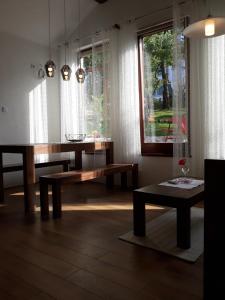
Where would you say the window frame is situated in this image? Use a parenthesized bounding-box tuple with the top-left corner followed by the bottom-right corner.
(138, 19, 190, 157)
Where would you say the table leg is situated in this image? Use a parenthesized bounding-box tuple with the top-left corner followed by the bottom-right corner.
(23, 147, 35, 214)
(52, 183, 62, 219)
(121, 172, 127, 189)
(177, 207, 191, 249)
(106, 143, 114, 187)
(133, 191, 146, 236)
(74, 150, 82, 170)
(0, 152, 4, 202)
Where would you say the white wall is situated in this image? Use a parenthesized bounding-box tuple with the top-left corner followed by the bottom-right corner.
(0, 32, 61, 187)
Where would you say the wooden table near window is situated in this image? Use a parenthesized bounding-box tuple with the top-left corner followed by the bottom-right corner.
(0, 142, 113, 215)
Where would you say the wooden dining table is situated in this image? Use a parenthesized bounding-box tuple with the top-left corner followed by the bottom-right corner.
(0, 141, 113, 215)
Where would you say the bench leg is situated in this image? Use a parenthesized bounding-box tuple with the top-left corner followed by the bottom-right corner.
(0, 153, 4, 202)
(63, 163, 69, 172)
(0, 172, 4, 203)
(52, 183, 62, 219)
(121, 172, 127, 189)
(40, 180, 49, 220)
(133, 191, 145, 236)
(106, 175, 114, 188)
(132, 164, 138, 189)
(177, 207, 191, 249)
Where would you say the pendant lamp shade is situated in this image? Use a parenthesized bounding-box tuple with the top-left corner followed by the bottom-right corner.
(45, 0, 56, 78)
(61, 64, 72, 81)
(45, 59, 56, 77)
(183, 17, 225, 39)
(76, 67, 85, 83)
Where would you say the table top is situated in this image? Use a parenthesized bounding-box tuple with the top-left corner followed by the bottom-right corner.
(134, 182, 204, 208)
(0, 141, 113, 154)
(134, 182, 204, 199)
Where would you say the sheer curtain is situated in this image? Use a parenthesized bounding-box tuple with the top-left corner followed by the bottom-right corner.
(60, 23, 141, 165)
(191, 35, 225, 176)
(110, 23, 141, 163)
(29, 79, 49, 162)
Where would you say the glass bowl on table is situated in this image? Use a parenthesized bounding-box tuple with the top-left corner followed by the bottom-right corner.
(65, 134, 86, 143)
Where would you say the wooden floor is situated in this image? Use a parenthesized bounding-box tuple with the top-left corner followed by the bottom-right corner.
(0, 182, 203, 300)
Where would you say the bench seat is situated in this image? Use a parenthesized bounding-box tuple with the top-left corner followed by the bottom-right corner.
(39, 163, 138, 219)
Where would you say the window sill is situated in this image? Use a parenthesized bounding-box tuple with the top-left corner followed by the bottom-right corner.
(141, 143, 173, 157)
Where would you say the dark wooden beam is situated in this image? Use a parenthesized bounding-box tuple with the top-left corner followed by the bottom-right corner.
(94, 0, 108, 3)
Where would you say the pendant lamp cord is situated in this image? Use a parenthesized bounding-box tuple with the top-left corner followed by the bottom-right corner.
(48, 0, 52, 59)
(204, 0, 211, 17)
(64, 0, 67, 64)
(78, 0, 81, 68)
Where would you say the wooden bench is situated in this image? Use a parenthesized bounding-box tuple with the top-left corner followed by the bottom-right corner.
(0, 159, 71, 202)
(39, 163, 138, 219)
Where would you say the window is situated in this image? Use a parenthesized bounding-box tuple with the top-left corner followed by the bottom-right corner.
(138, 20, 189, 156)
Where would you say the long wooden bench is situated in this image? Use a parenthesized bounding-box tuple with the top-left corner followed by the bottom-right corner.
(0, 159, 71, 202)
(39, 163, 138, 219)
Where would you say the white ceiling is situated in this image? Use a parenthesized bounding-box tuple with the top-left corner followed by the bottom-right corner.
(0, 0, 97, 46)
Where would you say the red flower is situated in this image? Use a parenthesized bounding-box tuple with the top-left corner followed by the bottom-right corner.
(178, 159, 186, 166)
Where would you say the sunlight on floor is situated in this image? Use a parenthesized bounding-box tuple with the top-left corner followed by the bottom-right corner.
(10, 191, 52, 196)
(35, 203, 165, 212)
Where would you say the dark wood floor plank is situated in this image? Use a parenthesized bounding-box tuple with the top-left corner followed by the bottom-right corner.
(30, 292, 55, 300)
(0, 288, 17, 300)
(21, 224, 109, 259)
(68, 269, 157, 300)
(0, 236, 79, 278)
(142, 276, 201, 300)
(0, 268, 41, 299)
(0, 249, 102, 300)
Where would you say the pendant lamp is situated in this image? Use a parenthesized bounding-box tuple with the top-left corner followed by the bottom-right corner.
(183, 0, 225, 39)
(61, 0, 72, 81)
(75, 0, 85, 83)
(45, 0, 56, 77)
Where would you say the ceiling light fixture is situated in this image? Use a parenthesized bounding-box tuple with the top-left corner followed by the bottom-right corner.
(183, 0, 225, 39)
(61, 0, 72, 81)
(45, 0, 56, 77)
(75, 0, 85, 83)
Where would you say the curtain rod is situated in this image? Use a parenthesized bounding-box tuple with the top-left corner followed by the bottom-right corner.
(58, 0, 191, 47)
(134, 0, 190, 22)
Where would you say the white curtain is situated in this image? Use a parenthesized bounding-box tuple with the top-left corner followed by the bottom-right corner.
(29, 79, 48, 144)
(110, 23, 141, 163)
(191, 35, 225, 176)
(60, 23, 141, 165)
(29, 79, 49, 162)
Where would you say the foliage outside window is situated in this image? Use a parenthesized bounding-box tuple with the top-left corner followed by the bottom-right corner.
(138, 21, 189, 156)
